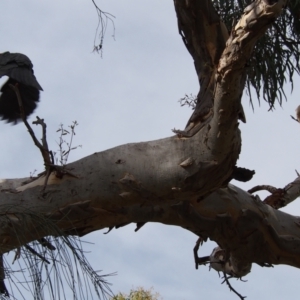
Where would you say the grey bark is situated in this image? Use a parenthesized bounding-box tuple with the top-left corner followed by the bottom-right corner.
(0, 0, 295, 278)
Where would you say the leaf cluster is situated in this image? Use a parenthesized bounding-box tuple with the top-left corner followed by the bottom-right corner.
(111, 287, 162, 300)
(213, 0, 300, 109)
(1, 207, 114, 300)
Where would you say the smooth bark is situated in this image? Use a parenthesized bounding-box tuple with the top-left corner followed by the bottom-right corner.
(0, 0, 295, 278)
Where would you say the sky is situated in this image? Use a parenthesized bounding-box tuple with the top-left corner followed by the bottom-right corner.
(1, 1, 300, 299)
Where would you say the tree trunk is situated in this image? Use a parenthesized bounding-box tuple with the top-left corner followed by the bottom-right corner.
(0, 0, 295, 278)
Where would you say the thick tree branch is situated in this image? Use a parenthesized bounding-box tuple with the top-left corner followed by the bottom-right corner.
(1, 163, 300, 274)
(174, 0, 228, 84)
(0, 0, 294, 288)
(174, 0, 287, 139)
(174, 0, 229, 132)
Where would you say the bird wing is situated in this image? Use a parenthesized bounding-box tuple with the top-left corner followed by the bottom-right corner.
(0, 52, 43, 90)
(0, 52, 33, 68)
(8, 67, 43, 91)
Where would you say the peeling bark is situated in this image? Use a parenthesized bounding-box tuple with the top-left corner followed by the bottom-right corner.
(0, 0, 294, 282)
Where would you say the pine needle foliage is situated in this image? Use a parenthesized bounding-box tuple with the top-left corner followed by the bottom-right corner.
(213, 0, 300, 109)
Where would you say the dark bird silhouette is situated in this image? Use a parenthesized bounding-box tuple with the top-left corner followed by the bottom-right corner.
(0, 52, 42, 124)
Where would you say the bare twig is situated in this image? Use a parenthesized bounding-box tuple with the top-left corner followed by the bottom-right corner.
(91, 0, 115, 54)
(55, 122, 81, 167)
(33, 116, 50, 151)
(179, 93, 197, 109)
(248, 184, 277, 194)
(291, 115, 299, 122)
(10, 84, 56, 193)
(9, 85, 51, 166)
(193, 240, 247, 298)
(193, 237, 210, 269)
(11, 85, 81, 193)
(222, 272, 246, 300)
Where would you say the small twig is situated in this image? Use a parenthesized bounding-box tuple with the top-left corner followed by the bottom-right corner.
(33, 116, 50, 151)
(91, 0, 115, 53)
(193, 237, 210, 269)
(55, 122, 81, 167)
(11, 85, 79, 193)
(248, 185, 277, 194)
(179, 93, 197, 109)
(291, 115, 299, 122)
(10, 84, 53, 192)
(64, 122, 76, 164)
(49, 150, 55, 165)
(10, 85, 46, 155)
(222, 272, 246, 300)
(194, 237, 201, 269)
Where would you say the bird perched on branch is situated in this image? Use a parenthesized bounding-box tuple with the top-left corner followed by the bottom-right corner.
(0, 52, 42, 124)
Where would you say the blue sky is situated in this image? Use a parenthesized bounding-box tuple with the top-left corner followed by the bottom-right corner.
(1, 1, 300, 299)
